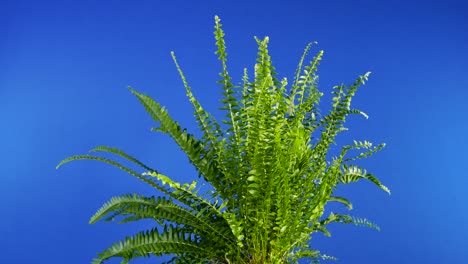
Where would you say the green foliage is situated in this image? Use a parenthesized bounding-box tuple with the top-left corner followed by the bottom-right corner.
(58, 16, 389, 263)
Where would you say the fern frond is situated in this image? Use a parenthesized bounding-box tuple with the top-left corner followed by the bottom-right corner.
(56, 155, 173, 196)
(90, 146, 155, 172)
(214, 16, 241, 140)
(320, 212, 380, 231)
(350, 216, 381, 231)
(214, 16, 231, 87)
(344, 109, 368, 119)
(145, 172, 226, 215)
(289, 248, 320, 263)
(253, 36, 274, 88)
(320, 254, 338, 261)
(291, 42, 315, 97)
(294, 49, 323, 109)
(89, 193, 157, 224)
(143, 171, 242, 247)
(328, 196, 353, 210)
(90, 193, 236, 246)
(340, 165, 390, 194)
(91, 226, 211, 264)
(344, 142, 386, 162)
(129, 87, 223, 189)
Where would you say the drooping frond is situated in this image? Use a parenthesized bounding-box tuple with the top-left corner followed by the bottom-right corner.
(143, 171, 242, 250)
(91, 226, 211, 264)
(57, 153, 231, 214)
(89, 193, 236, 247)
(339, 165, 391, 194)
(90, 146, 155, 172)
(328, 196, 353, 210)
(288, 247, 338, 264)
(56, 155, 171, 196)
(288, 248, 321, 263)
(317, 212, 380, 237)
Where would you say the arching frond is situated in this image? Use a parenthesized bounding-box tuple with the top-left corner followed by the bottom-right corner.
(344, 142, 386, 162)
(56, 155, 171, 197)
(91, 226, 211, 264)
(143, 171, 226, 217)
(340, 165, 391, 195)
(328, 196, 353, 210)
(89, 193, 236, 247)
(90, 146, 155, 172)
(318, 212, 380, 233)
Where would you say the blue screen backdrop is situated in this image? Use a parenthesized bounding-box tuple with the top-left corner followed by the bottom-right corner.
(1, 0, 467, 263)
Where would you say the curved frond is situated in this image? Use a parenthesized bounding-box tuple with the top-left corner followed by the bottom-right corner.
(90, 146, 155, 172)
(288, 248, 320, 263)
(340, 165, 391, 195)
(319, 212, 380, 232)
(91, 226, 211, 264)
(344, 142, 386, 162)
(56, 155, 171, 196)
(328, 196, 353, 210)
(90, 193, 236, 247)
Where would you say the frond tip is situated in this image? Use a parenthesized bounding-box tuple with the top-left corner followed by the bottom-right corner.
(340, 165, 391, 195)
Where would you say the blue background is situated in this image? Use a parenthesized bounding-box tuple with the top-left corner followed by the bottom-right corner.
(1, 0, 467, 263)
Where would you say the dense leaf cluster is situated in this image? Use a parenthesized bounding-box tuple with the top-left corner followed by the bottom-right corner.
(58, 16, 389, 264)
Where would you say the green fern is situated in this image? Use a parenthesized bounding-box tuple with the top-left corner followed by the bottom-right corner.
(58, 15, 389, 263)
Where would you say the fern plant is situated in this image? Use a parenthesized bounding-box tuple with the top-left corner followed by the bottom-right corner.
(57, 16, 390, 264)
